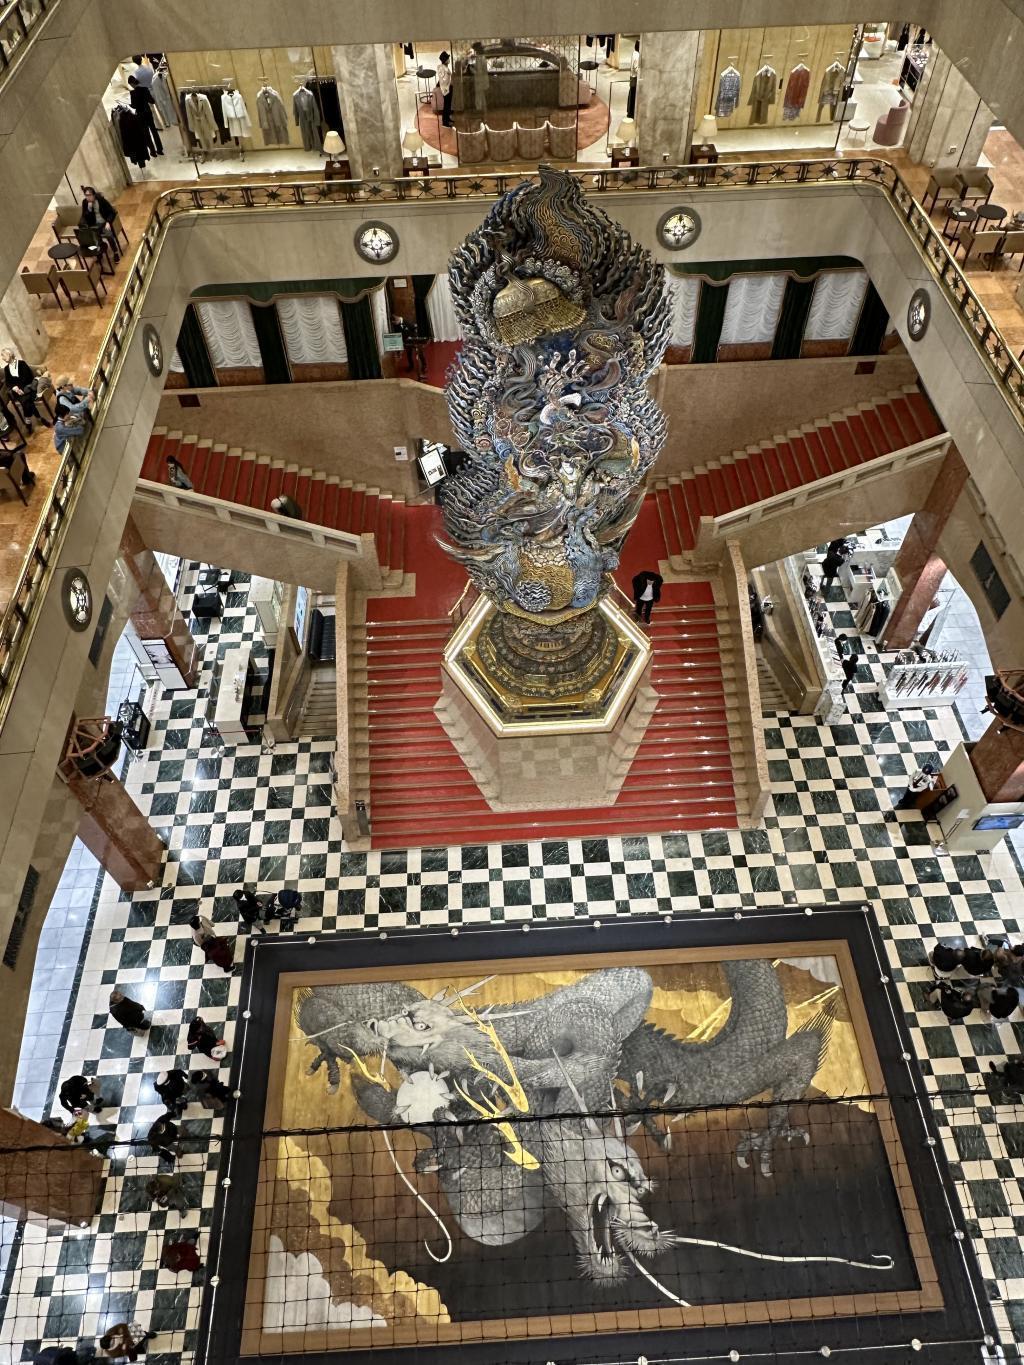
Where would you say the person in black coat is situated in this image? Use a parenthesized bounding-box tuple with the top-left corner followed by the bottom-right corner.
(128, 75, 163, 155)
(80, 185, 117, 230)
(1, 348, 49, 432)
(631, 570, 662, 624)
(233, 886, 265, 933)
(108, 989, 150, 1032)
(190, 1070, 232, 1110)
(59, 1073, 105, 1114)
(154, 1068, 189, 1117)
(147, 1113, 179, 1164)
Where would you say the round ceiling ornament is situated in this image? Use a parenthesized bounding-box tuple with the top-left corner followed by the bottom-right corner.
(907, 287, 931, 341)
(656, 206, 702, 250)
(141, 322, 164, 376)
(62, 568, 93, 632)
(354, 221, 399, 264)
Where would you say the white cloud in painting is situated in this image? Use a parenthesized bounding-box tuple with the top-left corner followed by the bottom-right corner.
(262, 1235, 386, 1331)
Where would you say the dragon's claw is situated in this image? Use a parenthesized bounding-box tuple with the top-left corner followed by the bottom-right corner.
(736, 1124, 810, 1177)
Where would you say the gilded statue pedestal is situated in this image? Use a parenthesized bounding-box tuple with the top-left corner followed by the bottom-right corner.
(437, 595, 657, 811)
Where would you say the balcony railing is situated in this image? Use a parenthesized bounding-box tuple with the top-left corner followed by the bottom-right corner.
(2, 156, 1023, 737)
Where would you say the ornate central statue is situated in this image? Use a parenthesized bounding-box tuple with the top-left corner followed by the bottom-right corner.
(440, 167, 669, 721)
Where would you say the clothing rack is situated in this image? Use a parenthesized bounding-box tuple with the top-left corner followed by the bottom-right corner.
(178, 83, 240, 158)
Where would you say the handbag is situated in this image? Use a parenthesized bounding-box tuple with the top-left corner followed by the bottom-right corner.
(431, 84, 443, 112)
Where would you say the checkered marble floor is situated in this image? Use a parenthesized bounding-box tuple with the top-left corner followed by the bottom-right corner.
(3, 570, 1024, 1360)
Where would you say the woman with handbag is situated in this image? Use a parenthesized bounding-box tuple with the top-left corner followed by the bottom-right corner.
(436, 50, 453, 127)
(1, 349, 49, 432)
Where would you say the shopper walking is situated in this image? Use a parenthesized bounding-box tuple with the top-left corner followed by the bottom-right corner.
(99, 1323, 155, 1361)
(146, 1113, 179, 1164)
(928, 979, 978, 1021)
(990, 1056, 1024, 1095)
(108, 989, 150, 1033)
(839, 645, 860, 695)
(165, 455, 193, 490)
(160, 1235, 202, 1274)
(895, 762, 937, 809)
(59, 1074, 106, 1114)
(631, 569, 662, 625)
(154, 1068, 189, 1117)
(189, 914, 234, 972)
(232, 886, 266, 933)
(436, 51, 454, 127)
(270, 493, 303, 519)
(190, 1070, 232, 1111)
(187, 1015, 226, 1060)
(145, 1173, 190, 1214)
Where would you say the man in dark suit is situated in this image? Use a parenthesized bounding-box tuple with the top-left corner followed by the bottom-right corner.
(632, 569, 662, 624)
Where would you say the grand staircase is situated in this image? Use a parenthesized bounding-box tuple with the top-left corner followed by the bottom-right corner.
(141, 429, 407, 581)
(354, 579, 743, 849)
(653, 386, 943, 562)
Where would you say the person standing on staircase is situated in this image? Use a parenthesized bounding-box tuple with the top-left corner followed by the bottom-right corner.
(271, 493, 303, 520)
(632, 569, 662, 624)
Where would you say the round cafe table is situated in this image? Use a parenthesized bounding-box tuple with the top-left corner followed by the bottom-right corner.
(943, 203, 976, 240)
(975, 202, 1006, 226)
(47, 241, 81, 269)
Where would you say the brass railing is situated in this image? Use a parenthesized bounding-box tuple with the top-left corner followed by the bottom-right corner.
(2, 157, 1023, 736)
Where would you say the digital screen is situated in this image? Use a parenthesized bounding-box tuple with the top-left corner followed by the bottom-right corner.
(973, 813, 1024, 831)
(418, 442, 447, 486)
(293, 585, 309, 648)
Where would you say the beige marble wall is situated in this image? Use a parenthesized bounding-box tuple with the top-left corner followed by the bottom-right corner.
(331, 43, 403, 179)
(905, 47, 993, 169)
(56, 100, 131, 209)
(636, 30, 700, 163)
(0, 274, 48, 366)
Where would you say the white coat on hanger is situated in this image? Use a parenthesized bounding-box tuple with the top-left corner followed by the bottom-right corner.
(221, 88, 252, 139)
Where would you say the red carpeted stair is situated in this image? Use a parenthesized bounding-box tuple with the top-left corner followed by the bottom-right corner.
(140, 428, 407, 577)
(654, 386, 944, 558)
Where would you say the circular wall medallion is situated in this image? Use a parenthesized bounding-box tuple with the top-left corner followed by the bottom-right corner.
(354, 221, 399, 264)
(907, 287, 931, 341)
(62, 568, 93, 632)
(656, 206, 702, 250)
(142, 322, 164, 376)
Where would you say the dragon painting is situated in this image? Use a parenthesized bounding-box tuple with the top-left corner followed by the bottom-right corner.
(294, 960, 894, 1301)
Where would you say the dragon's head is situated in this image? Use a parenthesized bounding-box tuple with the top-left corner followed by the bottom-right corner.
(366, 996, 501, 1074)
(547, 1118, 670, 1283)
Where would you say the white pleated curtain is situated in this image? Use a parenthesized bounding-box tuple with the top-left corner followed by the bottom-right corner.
(803, 269, 870, 342)
(169, 346, 184, 373)
(665, 274, 700, 347)
(370, 286, 389, 362)
(426, 275, 463, 342)
(719, 273, 787, 345)
(275, 296, 348, 365)
(196, 300, 261, 370)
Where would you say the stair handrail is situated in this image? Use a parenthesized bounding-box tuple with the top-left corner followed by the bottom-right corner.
(447, 581, 474, 622)
(2, 156, 1023, 741)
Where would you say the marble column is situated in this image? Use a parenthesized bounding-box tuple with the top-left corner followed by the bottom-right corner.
(63, 757, 165, 893)
(120, 516, 200, 687)
(968, 716, 1024, 803)
(635, 31, 701, 164)
(881, 444, 968, 648)
(0, 1105, 102, 1224)
(331, 44, 403, 180)
(905, 48, 994, 169)
(0, 273, 48, 365)
(53, 101, 131, 211)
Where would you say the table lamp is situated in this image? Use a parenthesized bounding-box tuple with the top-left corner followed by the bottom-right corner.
(323, 130, 346, 166)
(402, 129, 425, 165)
(615, 117, 637, 150)
(695, 114, 718, 145)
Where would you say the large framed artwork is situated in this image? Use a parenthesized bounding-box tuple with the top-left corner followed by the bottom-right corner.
(198, 909, 994, 1365)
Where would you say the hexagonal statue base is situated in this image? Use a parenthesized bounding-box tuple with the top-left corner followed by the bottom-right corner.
(436, 596, 657, 812)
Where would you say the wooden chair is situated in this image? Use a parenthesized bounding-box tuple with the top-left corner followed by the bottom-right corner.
(924, 167, 960, 214)
(59, 259, 106, 307)
(958, 227, 1006, 268)
(998, 229, 1024, 269)
(74, 224, 116, 276)
(955, 168, 995, 205)
(20, 265, 66, 309)
(0, 448, 29, 506)
(51, 204, 83, 243)
(110, 211, 129, 252)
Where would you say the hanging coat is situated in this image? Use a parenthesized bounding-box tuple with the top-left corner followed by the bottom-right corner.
(817, 66, 846, 119)
(184, 92, 218, 151)
(221, 89, 252, 140)
(714, 67, 742, 118)
(111, 105, 151, 168)
(782, 66, 810, 120)
(152, 71, 176, 127)
(292, 86, 323, 152)
(747, 67, 777, 125)
(256, 87, 289, 145)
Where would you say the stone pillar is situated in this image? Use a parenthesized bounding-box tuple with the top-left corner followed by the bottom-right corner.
(0, 273, 48, 365)
(0, 1106, 102, 1225)
(881, 444, 968, 648)
(636, 31, 701, 164)
(63, 757, 165, 893)
(331, 44, 403, 179)
(968, 716, 1024, 803)
(905, 48, 994, 169)
(120, 516, 200, 687)
(53, 101, 131, 210)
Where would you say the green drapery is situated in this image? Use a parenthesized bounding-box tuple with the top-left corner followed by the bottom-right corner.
(340, 295, 381, 379)
(250, 303, 290, 384)
(691, 283, 729, 363)
(771, 277, 817, 360)
(850, 281, 889, 356)
(175, 304, 216, 388)
(412, 275, 434, 340)
(191, 277, 384, 304)
(668, 256, 861, 284)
